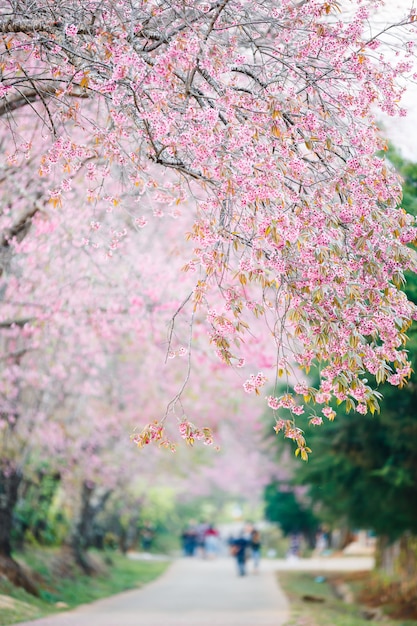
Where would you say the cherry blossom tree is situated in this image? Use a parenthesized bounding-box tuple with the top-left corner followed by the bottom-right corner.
(0, 139, 278, 586)
(1, 1, 417, 457)
(0, 150, 182, 583)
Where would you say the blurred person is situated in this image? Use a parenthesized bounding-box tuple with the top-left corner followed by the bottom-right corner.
(250, 526, 262, 573)
(204, 524, 220, 558)
(231, 530, 250, 576)
(314, 528, 329, 557)
(181, 522, 197, 557)
(287, 532, 301, 560)
(195, 521, 209, 558)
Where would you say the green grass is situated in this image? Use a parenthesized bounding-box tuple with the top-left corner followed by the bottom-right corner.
(279, 571, 417, 626)
(0, 549, 170, 626)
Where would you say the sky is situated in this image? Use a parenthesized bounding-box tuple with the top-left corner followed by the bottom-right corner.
(373, 1, 417, 159)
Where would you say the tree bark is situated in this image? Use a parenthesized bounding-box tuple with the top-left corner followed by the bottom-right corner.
(0, 467, 38, 595)
(0, 468, 20, 558)
(68, 482, 111, 574)
(69, 481, 95, 574)
(398, 534, 417, 579)
(375, 534, 417, 580)
(375, 535, 400, 576)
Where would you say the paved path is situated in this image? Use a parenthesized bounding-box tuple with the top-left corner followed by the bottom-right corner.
(14, 555, 374, 626)
(14, 557, 290, 626)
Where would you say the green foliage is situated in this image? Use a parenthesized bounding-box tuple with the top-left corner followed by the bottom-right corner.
(386, 146, 417, 216)
(258, 525, 289, 558)
(137, 489, 246, 554)
(294, 408, 417, 538)
(49, 552, 168, 608)
(264, 482, 319, 539)
(265, 378, 417, 538)
(266, 149, 417, 540)
(12, 467, 65, 548)
(289, 285, 417, 537)
(134, 487, 191, 553)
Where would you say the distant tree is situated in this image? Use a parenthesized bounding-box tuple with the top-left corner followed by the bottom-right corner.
(264, 482, 318, 549)
(387, 146, 417, 216)
(293, 149, 417, 539)
(265, 150, 417, 577)
(293, 396, 417, 539)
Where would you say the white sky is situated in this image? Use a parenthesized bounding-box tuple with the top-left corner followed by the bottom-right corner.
(370, 1, 417, 159)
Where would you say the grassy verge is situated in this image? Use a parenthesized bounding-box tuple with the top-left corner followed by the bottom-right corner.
(278, 571, 417, 626)
(0, 549, 170, 626)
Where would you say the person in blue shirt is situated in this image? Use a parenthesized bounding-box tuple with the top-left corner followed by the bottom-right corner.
(231, 530, 250, 576)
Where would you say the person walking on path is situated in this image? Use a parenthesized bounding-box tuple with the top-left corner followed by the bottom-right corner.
(250, 527, 262, 573)
(231, 530, 250, 576)
(204, 524, 220, 559)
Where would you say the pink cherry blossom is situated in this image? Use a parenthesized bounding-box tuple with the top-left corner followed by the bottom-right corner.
(0, 0, 415, 464)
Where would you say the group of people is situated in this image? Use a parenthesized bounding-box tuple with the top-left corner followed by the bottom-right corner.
(181, 522, 221, 558)
(181, 522, 262, 576)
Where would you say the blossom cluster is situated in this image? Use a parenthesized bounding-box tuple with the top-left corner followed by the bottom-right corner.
(178, 420, 214, 447)
(243, 373, 268, 394)
(132, 422, 176, 452)
(1, 0, 417, 454)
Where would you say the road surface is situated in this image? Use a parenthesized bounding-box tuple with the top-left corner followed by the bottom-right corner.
(14, 555, 374, 626)
(14, 556, 291, 626)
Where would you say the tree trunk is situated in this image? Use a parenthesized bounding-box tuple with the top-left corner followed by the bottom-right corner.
(0, 466, 38, 595)
(120, 516, 140, 554)
(126, 516, 140, 552)
(375, 535, 401, 576)
(303, 528, 316, 550)
(119, 527, 128, 555)
(374, 533, 417, 611)
(0, 467, 20, 558)
(398, 534, 417, 579)
(68, 481, 95, 574)
(68, 482, 111, 574)
(375, 533, 417, 580)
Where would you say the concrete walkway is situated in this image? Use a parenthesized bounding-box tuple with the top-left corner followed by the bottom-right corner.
(14, 555, 374, 626)
(14, 557, 290, 626)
